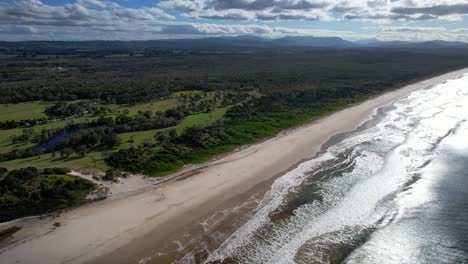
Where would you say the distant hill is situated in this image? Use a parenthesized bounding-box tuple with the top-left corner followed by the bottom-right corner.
(419, 40, 468, 48)
(353, 39, 468, 49)
(1, 36, 467, 54)
(272, 36, 356, 47)
(353, 38, 380, 46)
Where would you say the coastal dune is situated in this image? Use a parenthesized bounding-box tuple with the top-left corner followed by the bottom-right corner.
(0, 68, 467, 264)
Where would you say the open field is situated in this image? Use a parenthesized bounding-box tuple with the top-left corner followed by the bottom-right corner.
(0, 101, 54, 121)
(0, 151, 109, 171)
(0, 106, 230, 171)
(0, 92, 234, 171)
(111, 98, 177, 117)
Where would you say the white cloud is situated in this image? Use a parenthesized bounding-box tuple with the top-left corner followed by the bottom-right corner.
(453, 28, 468, 33)
(1, 0, 467, 41)
(77, 0, 120, 9)
(0, 25, 39, 34)
(157, 0, 468, 22)
(158, 0, 204, 12)
(0, 0, 174, 27)
(380, 26, 446, 32)
(376, 25, 468, 42)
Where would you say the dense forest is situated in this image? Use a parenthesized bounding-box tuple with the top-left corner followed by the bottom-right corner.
(2, 48, 468, 104)
(1, 45, 468, 220)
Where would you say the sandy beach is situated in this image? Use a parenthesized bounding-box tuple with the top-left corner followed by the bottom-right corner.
(1, 68, 467, 264)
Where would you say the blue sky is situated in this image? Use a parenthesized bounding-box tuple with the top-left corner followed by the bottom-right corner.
(1, 0, 468, 41)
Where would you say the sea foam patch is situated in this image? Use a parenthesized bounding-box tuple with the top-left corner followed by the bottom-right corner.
(206, 73, 468, 264)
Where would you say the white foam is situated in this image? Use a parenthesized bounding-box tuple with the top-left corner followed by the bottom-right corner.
(206, 73, 468, 263)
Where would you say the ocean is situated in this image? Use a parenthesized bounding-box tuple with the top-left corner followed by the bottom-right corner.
(204, 73, 468, 264)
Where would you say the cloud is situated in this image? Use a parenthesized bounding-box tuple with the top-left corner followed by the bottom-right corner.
(157, 0, 333, 21)
(1, 0, 467, 42)
(453, 28, 468, 33)
(77, 0, 120, 9)
(392, 4, 468, 16)
(192, 9, 254, 20)
(380, 26, 446, 32)
(186, 7, 332, 21)
(0, 0, 174, 28)
(0, 25, 39, 34)
(209, 0, 328, 11)
(376, 25, 468, 42)
(158, 0, 204, 12)
(158, 0, 468, 22)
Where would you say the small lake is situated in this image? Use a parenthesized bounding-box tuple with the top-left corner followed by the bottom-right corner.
(32, 128, 83, 153)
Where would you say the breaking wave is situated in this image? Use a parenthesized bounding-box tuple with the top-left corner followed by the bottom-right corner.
(205, 73, 468, 264)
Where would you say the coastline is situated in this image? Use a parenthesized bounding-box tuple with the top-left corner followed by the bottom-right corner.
(1, 67, 467, 264)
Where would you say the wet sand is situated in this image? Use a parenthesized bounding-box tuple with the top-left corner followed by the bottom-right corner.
(0, 68, 467, 264)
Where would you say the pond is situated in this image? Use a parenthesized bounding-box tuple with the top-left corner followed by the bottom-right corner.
(32, 127, 83, 154)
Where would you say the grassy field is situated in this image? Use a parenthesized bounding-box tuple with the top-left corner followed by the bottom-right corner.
(118, 107, 228, 148)
(111, 98, 177, 116)
(0, 96, 181, 154)
(0, 92, 233, 172)
(0, 101, 54, 121)
(0, 151, 110, 172)
(118, 106, 229, 147)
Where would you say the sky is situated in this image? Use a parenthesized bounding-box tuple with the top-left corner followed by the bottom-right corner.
(0, 0, 468, 41)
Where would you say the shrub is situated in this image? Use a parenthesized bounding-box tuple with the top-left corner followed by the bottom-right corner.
(43, 167, 72, 175)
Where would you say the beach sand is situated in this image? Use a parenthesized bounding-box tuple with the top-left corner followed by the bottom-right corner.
(1, 68, 467, 264)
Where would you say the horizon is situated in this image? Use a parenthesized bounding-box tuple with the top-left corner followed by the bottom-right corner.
(1, 0, 468, 42)
(1, 35, 467, 44)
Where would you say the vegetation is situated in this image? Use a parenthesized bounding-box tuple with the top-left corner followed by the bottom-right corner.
(1, 45, 468, 182)
(0, 167, 95, 222)
(45, 101, 110, 118)
(0, 101, 53, 121)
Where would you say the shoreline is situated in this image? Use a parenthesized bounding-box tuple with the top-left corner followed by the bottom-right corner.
(1, 67, 467, 264)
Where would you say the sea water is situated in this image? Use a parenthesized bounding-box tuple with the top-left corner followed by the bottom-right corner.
(205, 73, 468, 264)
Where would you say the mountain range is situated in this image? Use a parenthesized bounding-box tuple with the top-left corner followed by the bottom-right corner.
(1, 36, 467, 53)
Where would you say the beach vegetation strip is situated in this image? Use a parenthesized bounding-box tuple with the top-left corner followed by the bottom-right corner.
(0, 167, 96, 222)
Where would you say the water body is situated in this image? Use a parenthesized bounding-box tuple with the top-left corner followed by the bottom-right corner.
(205, 73, 468, 264)
(32, 127, 83, 153)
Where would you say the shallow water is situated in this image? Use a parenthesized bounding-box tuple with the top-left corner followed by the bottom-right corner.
(204, 73, 468, 264)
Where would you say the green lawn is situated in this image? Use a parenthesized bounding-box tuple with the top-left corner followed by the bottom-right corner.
(0, 151, 109, 172)
(118, 106, 228, 148)
(175, 107, 227, 132)
(0, 101, 54, 121)
(119, 130, 158, 148)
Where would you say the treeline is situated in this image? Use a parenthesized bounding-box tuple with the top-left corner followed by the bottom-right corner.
(105, 126, 230, 175)
(0, 118, 48, 130)
(0, 167, 95, 222)
(45, 101, 110, 118)
(0, 101, 110, 130)
(0, 81, 175, 104)
(97, 108, 185, 133)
